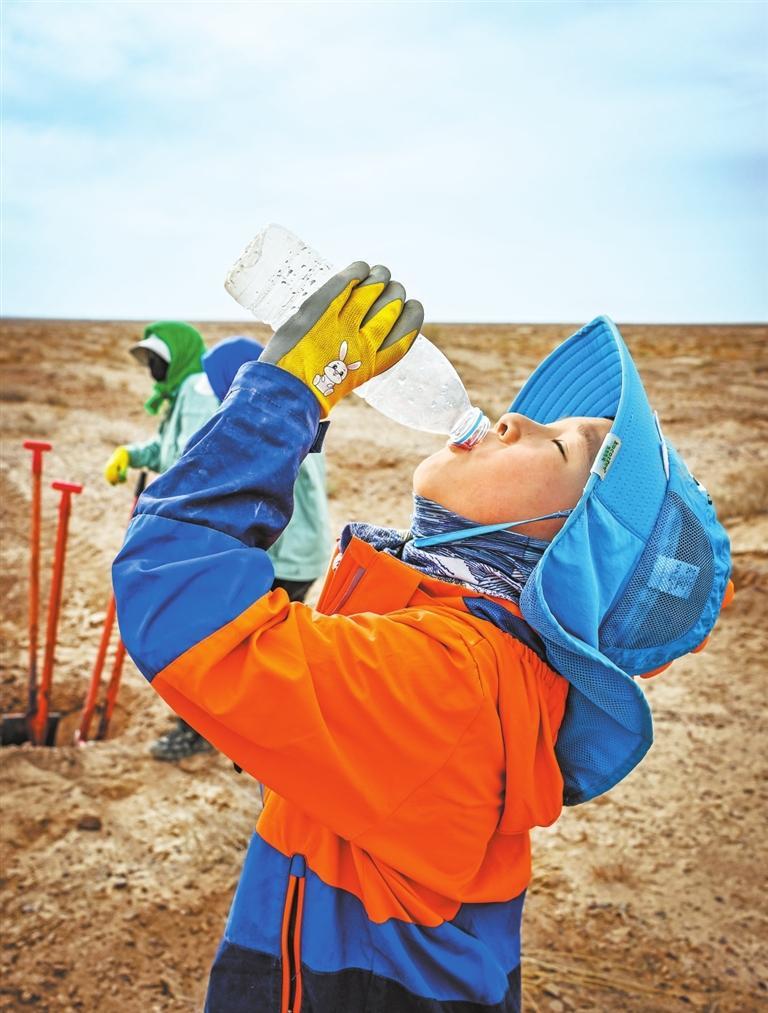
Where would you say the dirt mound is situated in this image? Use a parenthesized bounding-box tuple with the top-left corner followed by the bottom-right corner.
(1, 319, 766, 1010)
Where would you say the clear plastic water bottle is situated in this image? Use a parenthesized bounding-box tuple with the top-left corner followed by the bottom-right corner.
(224, 224, 490, 448)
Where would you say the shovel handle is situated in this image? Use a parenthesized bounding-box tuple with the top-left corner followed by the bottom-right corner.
(31, 480, 82, 745)
(76, 471, 147, 743)
(96, 641, 127, 740)
(94, 472, 147, 739)
(23, 441, 52, 726)
(23, 440, 53, 475)
(51, 481, 84, 495)
(75, 596, 117, 743)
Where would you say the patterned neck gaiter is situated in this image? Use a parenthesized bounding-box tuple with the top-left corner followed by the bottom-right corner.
(343, 494, 549, 604)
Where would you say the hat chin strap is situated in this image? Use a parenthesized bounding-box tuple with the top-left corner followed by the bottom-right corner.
(411, 510, 573, 549)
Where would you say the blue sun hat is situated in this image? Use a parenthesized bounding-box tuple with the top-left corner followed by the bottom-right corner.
(202, 336, 265, 401)
(511, 316, 731, 805)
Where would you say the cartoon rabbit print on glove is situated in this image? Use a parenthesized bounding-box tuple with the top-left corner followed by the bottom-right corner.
(259, 262, 423, 416)
(313, 341, 361, 397)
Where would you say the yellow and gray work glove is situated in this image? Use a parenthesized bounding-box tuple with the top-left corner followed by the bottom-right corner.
(259, 262, 424, 416)
(104, 446, 130, 485)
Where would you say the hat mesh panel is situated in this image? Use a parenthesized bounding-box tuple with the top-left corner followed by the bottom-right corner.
(600, 492, 714, 653)
(522, 593, 644, 728)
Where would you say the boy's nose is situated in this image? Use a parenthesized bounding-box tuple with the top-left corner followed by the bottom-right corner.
(494, 412, 543, 444)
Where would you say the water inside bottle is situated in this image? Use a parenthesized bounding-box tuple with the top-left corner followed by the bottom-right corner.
(225, 225, 490, 445)
(355, 335, 470, 435)
(225, 225, 334, 329)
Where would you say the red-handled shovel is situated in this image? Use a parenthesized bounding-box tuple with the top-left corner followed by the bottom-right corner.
(23, 441, 52, 733)
(1, 441, 53, 746)
(75, 596, 118, 744)
(76, 471, 147, 744)
(95, 640, 127, 741)
(29, 481, 83, 746)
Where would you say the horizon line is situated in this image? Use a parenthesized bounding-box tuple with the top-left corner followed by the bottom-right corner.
(2, 315, 766, 328)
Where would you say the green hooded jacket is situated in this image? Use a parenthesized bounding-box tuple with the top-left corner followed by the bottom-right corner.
(126, 322, 219, 474)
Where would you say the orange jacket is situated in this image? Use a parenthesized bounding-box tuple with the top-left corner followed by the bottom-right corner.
(153, 534, 568, 925)
(113, 362, 569, 1010)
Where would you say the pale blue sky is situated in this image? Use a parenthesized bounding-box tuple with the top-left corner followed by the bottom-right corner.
(2, 0, 766, 322)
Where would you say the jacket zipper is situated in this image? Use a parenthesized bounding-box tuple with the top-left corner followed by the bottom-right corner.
(319, 563, 366, 615)
(280, 857, 306, 1013)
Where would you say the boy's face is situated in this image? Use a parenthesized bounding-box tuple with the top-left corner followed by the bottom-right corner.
(413, 413, 612, 540)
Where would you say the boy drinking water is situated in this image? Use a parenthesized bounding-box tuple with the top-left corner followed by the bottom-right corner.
(114, 263, 731, 1012)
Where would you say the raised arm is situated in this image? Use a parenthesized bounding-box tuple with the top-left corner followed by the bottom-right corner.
(113, 264, 459, 838)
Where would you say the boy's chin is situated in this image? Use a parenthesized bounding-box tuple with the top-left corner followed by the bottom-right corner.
(412, 447, 461, 500)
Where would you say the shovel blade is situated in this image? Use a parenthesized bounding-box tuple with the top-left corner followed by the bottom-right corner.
(0, 712, 61, 747)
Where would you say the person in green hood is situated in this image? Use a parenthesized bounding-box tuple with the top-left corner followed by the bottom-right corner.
(107, 326, 332, 763)
(104, 321, 220, 760)
(104, 321, 219, 483)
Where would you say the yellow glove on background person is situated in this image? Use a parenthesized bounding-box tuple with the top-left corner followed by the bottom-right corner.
(104, 446, 130, 485)
(259, 262, 424, 416)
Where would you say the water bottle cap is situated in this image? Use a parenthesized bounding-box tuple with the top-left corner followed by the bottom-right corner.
(450, 407, 490, 448)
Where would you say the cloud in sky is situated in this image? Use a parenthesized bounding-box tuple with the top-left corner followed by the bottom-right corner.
(2, 0, 766, 322)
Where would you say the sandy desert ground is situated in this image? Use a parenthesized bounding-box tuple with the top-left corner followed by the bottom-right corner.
(1, 318, 766, 1012)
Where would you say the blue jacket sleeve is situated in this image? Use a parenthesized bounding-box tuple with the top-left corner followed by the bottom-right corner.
(112, 362, 322, 682)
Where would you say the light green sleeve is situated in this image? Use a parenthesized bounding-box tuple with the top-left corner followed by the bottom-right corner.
(155, 374, 220, 474)
(171, 375, 220, 460)
(267, 453, 332, 581)
(126, 436, 162, 473)
(125, 374, 217, 474)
